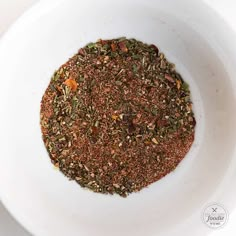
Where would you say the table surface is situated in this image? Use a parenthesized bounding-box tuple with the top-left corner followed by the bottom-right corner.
(0, 0, 236, 235)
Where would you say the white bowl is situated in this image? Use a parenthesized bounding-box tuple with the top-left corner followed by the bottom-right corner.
(0, 0, 236, 235)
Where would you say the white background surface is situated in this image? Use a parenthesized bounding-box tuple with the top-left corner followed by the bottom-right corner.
(0, 0, 236, 235)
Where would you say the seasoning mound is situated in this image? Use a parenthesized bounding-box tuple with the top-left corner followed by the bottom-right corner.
(40, 38, 196, 197)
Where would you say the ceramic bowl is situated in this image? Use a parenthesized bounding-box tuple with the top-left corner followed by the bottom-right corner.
(0, 0, 236, 235)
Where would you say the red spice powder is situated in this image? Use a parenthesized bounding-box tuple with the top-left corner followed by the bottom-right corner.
(40, 38, 196, 197)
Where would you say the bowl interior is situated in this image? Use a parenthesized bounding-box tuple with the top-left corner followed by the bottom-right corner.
(0, 0, 236, 236)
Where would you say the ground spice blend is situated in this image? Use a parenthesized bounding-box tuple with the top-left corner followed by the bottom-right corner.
(40, 38, 196, 197)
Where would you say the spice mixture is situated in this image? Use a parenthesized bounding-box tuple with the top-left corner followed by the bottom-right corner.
(40, 38, 196, 197)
